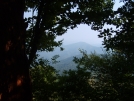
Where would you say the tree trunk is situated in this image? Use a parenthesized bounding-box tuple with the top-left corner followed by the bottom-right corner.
(0, 0, 32, 101)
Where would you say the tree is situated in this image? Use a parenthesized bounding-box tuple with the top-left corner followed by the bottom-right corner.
(31, 58, 95, 101)
(56, 68, 94, 101)
(31, 50, 134, 101)
(0, 1, 32, 101)
(30, 58, 59, 101)
(73, 50, 134, 101)
(0, 0, 114, 100)
(95, 1, 134, 99)
(98, 0, 134, 55)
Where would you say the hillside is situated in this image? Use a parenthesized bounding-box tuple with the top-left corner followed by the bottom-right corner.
(39, 42, 104, 61)
(52, 55, 79, 72)
(38, 42, 104, 72)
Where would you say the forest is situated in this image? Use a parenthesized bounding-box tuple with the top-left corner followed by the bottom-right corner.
(0, 0, 134, 101)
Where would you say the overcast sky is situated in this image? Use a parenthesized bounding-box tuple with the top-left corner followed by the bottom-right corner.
(25, 1, 123, 47)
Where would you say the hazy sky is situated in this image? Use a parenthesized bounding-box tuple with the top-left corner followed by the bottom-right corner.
(55, 1, 123, 46)
(25, 1, 123, 47)
(56, 25, 102, 46)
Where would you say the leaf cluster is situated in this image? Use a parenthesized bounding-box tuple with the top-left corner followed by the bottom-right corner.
(24, 0, 114, 65)
(98, 0, 134, 55)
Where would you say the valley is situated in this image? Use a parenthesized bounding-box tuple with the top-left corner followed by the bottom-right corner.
(39, 42, 104, 72)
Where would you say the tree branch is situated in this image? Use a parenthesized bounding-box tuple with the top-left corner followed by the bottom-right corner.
(28, 1, 44, 66)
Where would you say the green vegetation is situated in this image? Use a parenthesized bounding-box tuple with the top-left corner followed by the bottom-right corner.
(1, 0, 134, 100)
(31, 50, 134, 101)
(30, 1, 134, 101)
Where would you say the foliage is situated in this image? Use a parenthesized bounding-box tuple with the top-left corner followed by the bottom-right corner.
(56, 68, 94, 101)
(3, 0, 134, 100)
(31, 55, 94, 101)
(31, 48, 134, 101)
(73, 50, 134, 101)
(24, 0, 134, 100)
(30, 58, 59, 101)
(98, 0, 134, 54)
(29, 1, 134, 101)
(32, 50, 134, 101)
(24, 0, 114, 65)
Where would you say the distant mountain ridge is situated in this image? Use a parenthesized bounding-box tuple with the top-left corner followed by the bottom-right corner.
(39, 42, 103, 61)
